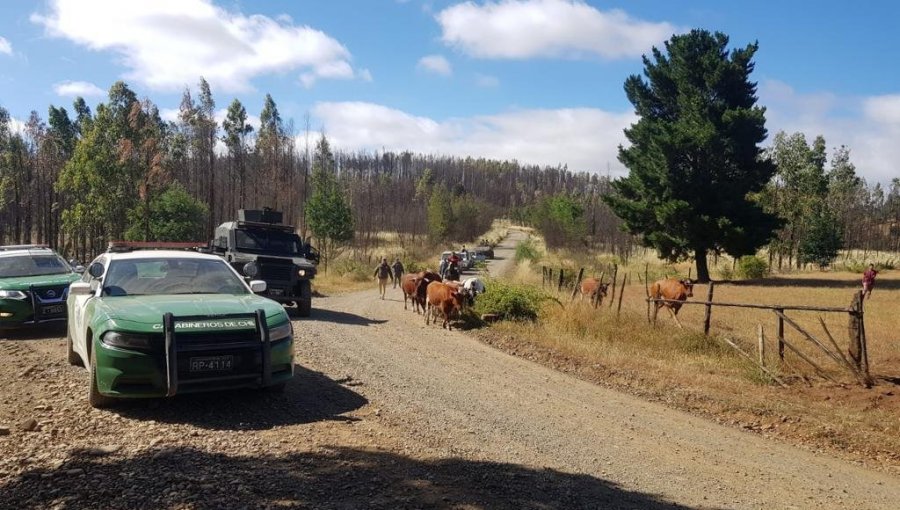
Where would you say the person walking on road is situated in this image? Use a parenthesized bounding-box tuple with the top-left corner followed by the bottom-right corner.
(862, 263, 878, 300)
(391, 258, 405, 288)
(374, 258, 393, 299)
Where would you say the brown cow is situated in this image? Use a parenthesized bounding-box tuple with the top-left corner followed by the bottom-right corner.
(424, 281, 465, 330)
(578, 277, 609, 306)
(399, 271, 443, 313)
(649, 278, 694, 328)
(400, 274, 423, 312)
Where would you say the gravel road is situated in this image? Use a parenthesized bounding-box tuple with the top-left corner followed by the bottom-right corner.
(1, 230, 898, 509)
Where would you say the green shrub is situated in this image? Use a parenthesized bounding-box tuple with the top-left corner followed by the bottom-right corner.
(736, 255, 769, 279)
(717, 264, 734, 281)
(514, 239, 541, 264)
(333, 259, 371, 282)
(473, 281, 551, 321)
(842, 259, 896, 273)
(840, 260, 867, 273)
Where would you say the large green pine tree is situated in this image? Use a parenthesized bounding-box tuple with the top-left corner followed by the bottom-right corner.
(305, 135, 353, 272)
(604, 29, 780, 282)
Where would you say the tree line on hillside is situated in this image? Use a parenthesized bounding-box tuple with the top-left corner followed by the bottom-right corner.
(0, 79, 629, 262)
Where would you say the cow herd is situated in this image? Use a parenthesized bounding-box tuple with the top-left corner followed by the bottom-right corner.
(397, 269, 695, 331)
(399, 271, 485, 331)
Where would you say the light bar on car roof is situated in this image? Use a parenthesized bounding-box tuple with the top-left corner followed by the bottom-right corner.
(107, 241, 208, 253)
(0, 244, 50, 251)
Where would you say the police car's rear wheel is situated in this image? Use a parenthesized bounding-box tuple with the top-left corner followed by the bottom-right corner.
(88, 347, 114, 408)
(66, 326, 83, 367)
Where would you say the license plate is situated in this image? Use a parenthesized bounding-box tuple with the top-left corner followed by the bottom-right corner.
(42, 304, 65, 315)
(189, 356, 233, 372)
(268, 288, 284, 296)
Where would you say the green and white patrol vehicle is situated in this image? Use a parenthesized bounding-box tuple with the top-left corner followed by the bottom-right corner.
(67, 242, 294, 407)
(0, 245, 82, 330)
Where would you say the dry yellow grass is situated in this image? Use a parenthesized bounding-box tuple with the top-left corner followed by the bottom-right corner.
(489, 248, 900, 469)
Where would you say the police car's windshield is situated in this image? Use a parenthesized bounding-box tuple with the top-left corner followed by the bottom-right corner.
(0, 254, 71, 278)
(102, 258, 249, 297)
(235, 229, 303, 255)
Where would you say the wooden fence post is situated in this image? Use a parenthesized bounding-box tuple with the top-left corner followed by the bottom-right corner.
(848, 291, 870, 378)
(644, 263, 651, 324)
(860, 295, 870, 380)
(703, 282, 715, 336)
(608, 264, 618, 308)
(557, 268, 565, 293)
(541, 266, 546, 287)
(616, 272, 626, 317)
(593, 271, 605, 308)
(776, 309, 785, 361)
(570, 268, 585, 302)
(757, 324, 765, 367)
(548, 268, 553, 290)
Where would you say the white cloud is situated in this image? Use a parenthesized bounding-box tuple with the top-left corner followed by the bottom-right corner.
(418, 54, 452, 76)
(475, 73, 500, 87)
(6, 117, 27, 136)
(53, 80, 105, 97)
(760, 80, 900, 185)
(31, 0, 366, 92)
(436, 0, 677, 59)
(862, 94, 900, 125)
(0, 36, 11, 55)
(313, 101, 632, 174)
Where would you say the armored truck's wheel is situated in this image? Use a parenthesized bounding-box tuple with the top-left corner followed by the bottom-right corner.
(297, 281, 312, 317)
(88, 347, 114, 408)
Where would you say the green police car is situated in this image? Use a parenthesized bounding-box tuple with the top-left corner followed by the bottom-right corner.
(0, 245, 82, 330)
(67, 243, 294, 407)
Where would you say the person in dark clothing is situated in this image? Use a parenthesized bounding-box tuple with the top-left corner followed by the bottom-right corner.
(862, 263, 878, 300)
(373, 258, 393, 299)
(391, 258, 404, 288)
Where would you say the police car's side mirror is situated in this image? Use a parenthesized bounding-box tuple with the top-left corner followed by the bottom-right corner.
(249, 280, 267, 293)
(70, 282, 92, 296)
(88, 262, 105, 278)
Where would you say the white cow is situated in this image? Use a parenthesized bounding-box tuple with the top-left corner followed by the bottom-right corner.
(461, 277, 486, 306)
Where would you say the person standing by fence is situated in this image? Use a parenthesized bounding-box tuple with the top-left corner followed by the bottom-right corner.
(391, 258, 404, 288)
(374, 258, 393, 299)
(862, 263, 878, 299)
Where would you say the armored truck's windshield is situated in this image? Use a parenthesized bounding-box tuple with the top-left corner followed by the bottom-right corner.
(235, 228, 304, 256)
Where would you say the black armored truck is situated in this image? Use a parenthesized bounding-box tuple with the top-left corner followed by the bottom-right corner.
(210, 209, 319, 317)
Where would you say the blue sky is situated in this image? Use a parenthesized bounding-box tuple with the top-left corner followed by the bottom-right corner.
(1, 0, 898, 184)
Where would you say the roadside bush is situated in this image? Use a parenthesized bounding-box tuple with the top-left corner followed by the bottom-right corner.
(514, 239, 541, 264)
(333, 259, 371, 282)
(717, 264, 734, 281)
(473, 281, 552, 321)
(736, 255, 769, 279)
(840, 259, 895, 273)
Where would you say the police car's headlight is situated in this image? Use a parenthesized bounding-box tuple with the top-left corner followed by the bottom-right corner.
(102, 331, 152, 350)
(0, 290, 27, 300)
(268, 322, 292, 341)
(297, 269, 306, 277)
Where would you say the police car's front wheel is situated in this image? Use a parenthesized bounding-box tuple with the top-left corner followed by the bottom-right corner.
(88, 347, 114, 408)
